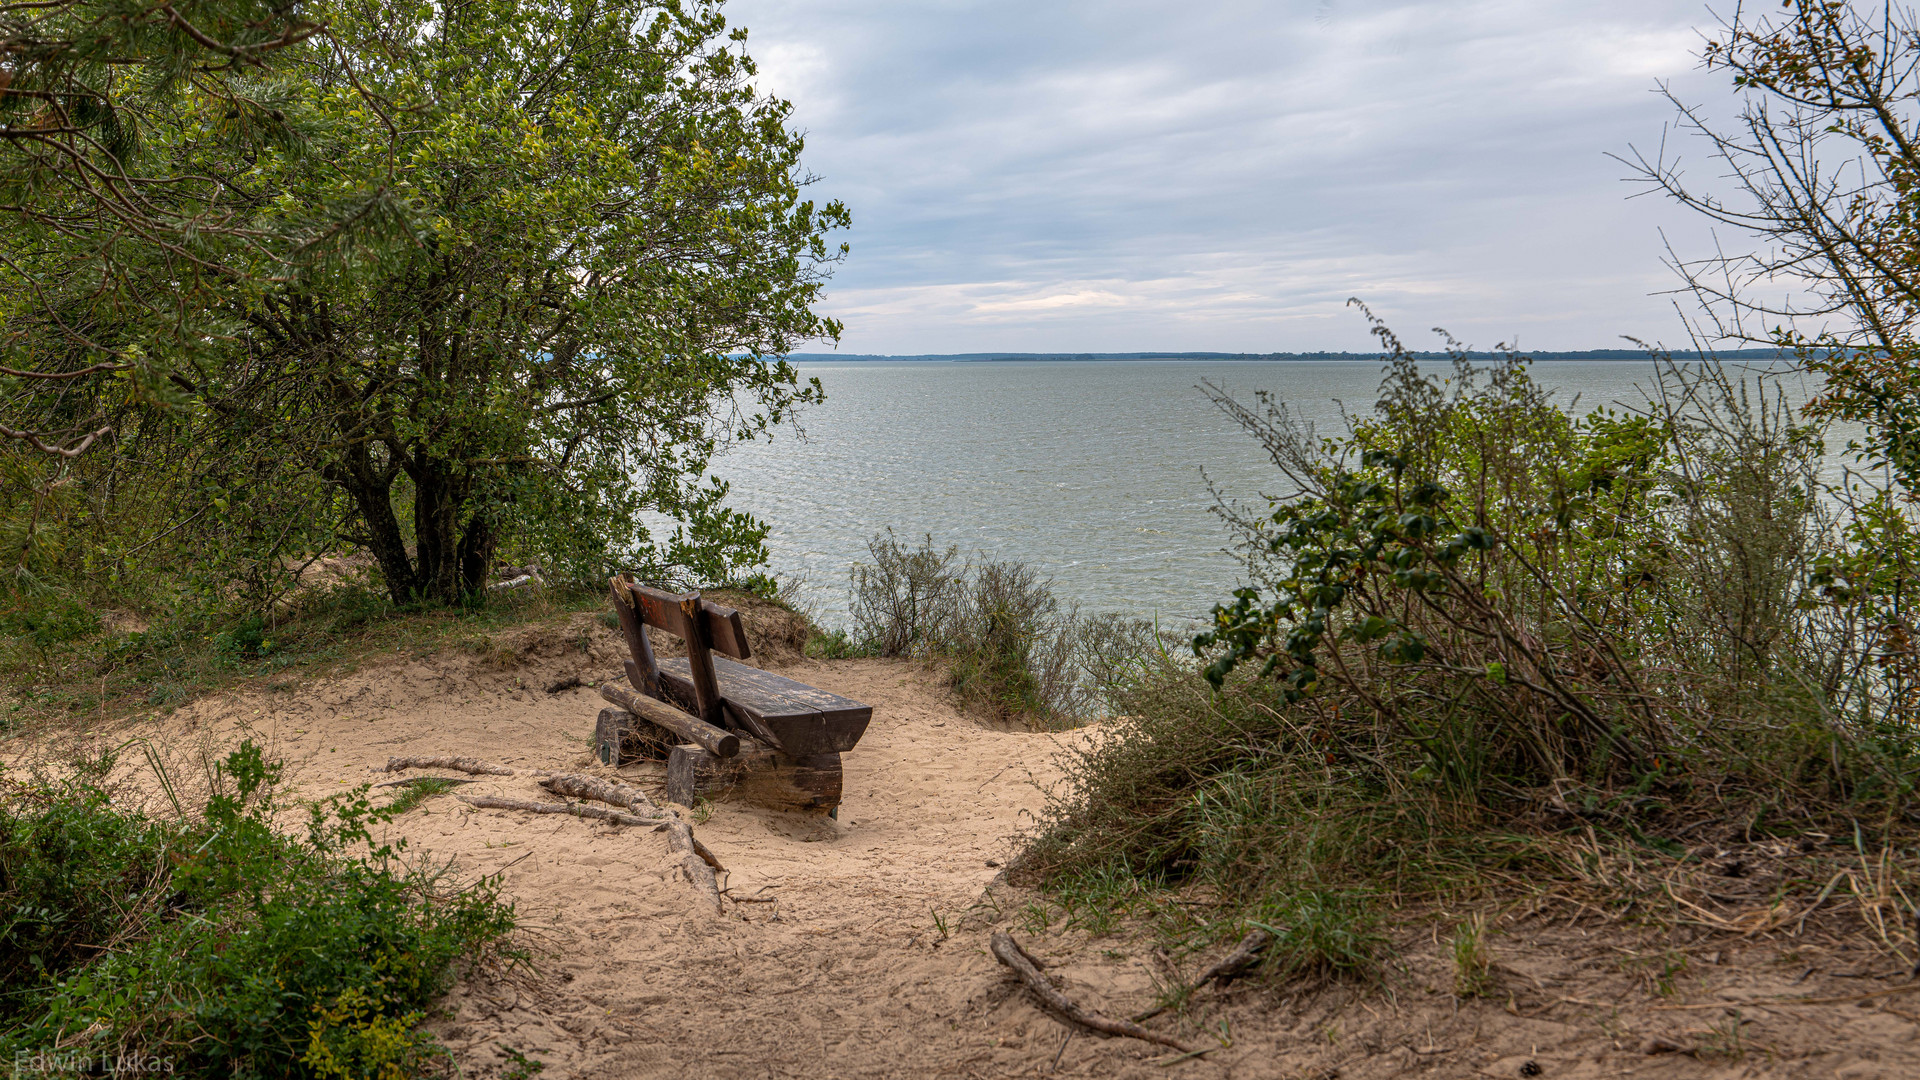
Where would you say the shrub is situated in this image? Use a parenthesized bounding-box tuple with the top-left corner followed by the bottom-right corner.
(1024, 313, 1920, 947)
(847, 530, 962, 659)
(0, 741, 517, 1076)
(943, 560, 1058, 720)
(844, 531, 1165, 725)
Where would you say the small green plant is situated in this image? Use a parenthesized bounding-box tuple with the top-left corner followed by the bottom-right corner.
(1626, 950, 1690, 998)
(214, 615, 275, 661)
(1451, 913, 1493, 997)
(734, 572, 783, 601)
(1697, 1010, 1747, 1061)
(806, 628, 873, 659)
(1051, 862, 1152, 936)
(930, 909, 950, 942)
(385, 777, 462, 815)
(1020, 900, 1055, 936)
(498, 1044, 548, 1080)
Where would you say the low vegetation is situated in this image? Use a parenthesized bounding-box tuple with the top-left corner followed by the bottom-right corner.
(1019, 320, 1920, 980)
(0, 579, 613, 733)
(829, 530, 1164, 727)
(0, 740, 518, 1075)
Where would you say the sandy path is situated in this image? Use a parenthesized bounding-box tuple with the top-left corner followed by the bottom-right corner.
(62, 616, 1156, 1077)
(29, 614, 1920, 1079)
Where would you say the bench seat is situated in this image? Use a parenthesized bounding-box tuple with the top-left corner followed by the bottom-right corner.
(658, 655, 872, 758)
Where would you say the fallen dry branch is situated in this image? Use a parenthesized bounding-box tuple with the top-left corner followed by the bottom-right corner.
(385, 755, 513, 776)
(666, 818, 723, 914)
(989, 932, 1190, 1052)
(539, 772, 664, 815)
(688, 833, 725, 872)
(460, 794, 657, 827)
(377, 776, 479, 790)
(1132, 927, 1273, 1022)
(534, 772, 726, 908)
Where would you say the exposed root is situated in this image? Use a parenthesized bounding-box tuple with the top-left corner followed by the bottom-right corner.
(537, 772, 726, 903)
(460, 794, 659, 827)
(666, 818, 723, 914)
(989, 932, 1190, 1052)
(539, 772, 663, 814)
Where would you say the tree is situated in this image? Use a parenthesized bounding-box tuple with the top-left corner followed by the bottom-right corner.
(1, 0, 339, 459)
(87, 0, 848, 606)
(1624, 1, 1920, 488)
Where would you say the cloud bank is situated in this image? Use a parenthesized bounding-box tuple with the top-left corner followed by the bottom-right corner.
(726, 0, 1733, 353)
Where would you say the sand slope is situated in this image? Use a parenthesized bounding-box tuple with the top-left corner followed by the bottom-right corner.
(32, 613, 1920, 1079)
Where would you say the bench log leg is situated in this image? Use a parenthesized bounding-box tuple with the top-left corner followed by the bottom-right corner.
(595, 707, 676, 766)
(666, 741, 842, 813)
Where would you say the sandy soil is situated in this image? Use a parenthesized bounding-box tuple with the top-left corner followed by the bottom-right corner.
(24, 612, 1920, 1080)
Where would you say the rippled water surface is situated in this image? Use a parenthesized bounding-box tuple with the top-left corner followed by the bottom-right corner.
(708, 360, 1828, 627)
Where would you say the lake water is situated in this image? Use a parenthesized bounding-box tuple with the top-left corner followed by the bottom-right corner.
(707, 360, 1838, 628)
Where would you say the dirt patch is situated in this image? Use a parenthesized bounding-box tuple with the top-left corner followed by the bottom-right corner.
(10, 613, 1918, 1079)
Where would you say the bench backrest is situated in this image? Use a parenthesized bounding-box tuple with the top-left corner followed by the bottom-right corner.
(608, 574, 749, 725)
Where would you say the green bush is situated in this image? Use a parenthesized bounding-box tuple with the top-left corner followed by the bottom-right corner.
(843, 531, 1165, 725)
(0, 741, 517, 1076)
(0, 596, 100, 656)
(1025, 317, 1920, 954)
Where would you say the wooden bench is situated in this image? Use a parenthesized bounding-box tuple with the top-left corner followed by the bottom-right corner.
(595, 573, 872, 814)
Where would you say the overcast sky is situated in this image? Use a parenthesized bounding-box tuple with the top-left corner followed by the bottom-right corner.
(724, 0, 1735, 354)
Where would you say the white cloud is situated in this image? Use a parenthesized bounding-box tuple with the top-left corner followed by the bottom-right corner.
(726, 0, 1736, 352)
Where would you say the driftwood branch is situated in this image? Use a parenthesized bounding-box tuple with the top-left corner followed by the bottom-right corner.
(665, 818, 723, 913)
(385, 755, 513, 776)
(1131, 927, 1273, 1022)
(537, 772, 726, 903)
(538, 772, 665, 814)
(989, 932, 1190, 1052)
(460, 794, 657, 827)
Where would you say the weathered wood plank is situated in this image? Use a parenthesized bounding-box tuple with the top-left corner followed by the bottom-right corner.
(666, 739, 842, 812)
(678, 594, 724, 726)
(608, 575, 662, 695)
(598, 679, 739, 758)
(623, 582, 750, 660)
(657, 655, 873, 757)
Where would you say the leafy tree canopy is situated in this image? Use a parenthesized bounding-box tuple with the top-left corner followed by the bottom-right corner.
(4, 0, 848, 608)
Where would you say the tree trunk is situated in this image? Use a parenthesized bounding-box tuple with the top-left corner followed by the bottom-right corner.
(459, 510, 494, 595)
(330, 442, 420, 604)
(412, 464, 456, 602)
(407, 458, 484, 605)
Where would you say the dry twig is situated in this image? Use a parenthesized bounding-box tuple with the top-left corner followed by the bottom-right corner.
(990, 932, 1190, 1052)
(1132, 927, 1273, 1022)
(459, 794, 657, 827)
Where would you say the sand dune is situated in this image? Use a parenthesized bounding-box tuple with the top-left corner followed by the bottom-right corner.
(30, 611, 1920, 1079)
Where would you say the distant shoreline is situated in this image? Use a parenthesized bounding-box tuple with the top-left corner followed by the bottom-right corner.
(779, 349, 1802, 364)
